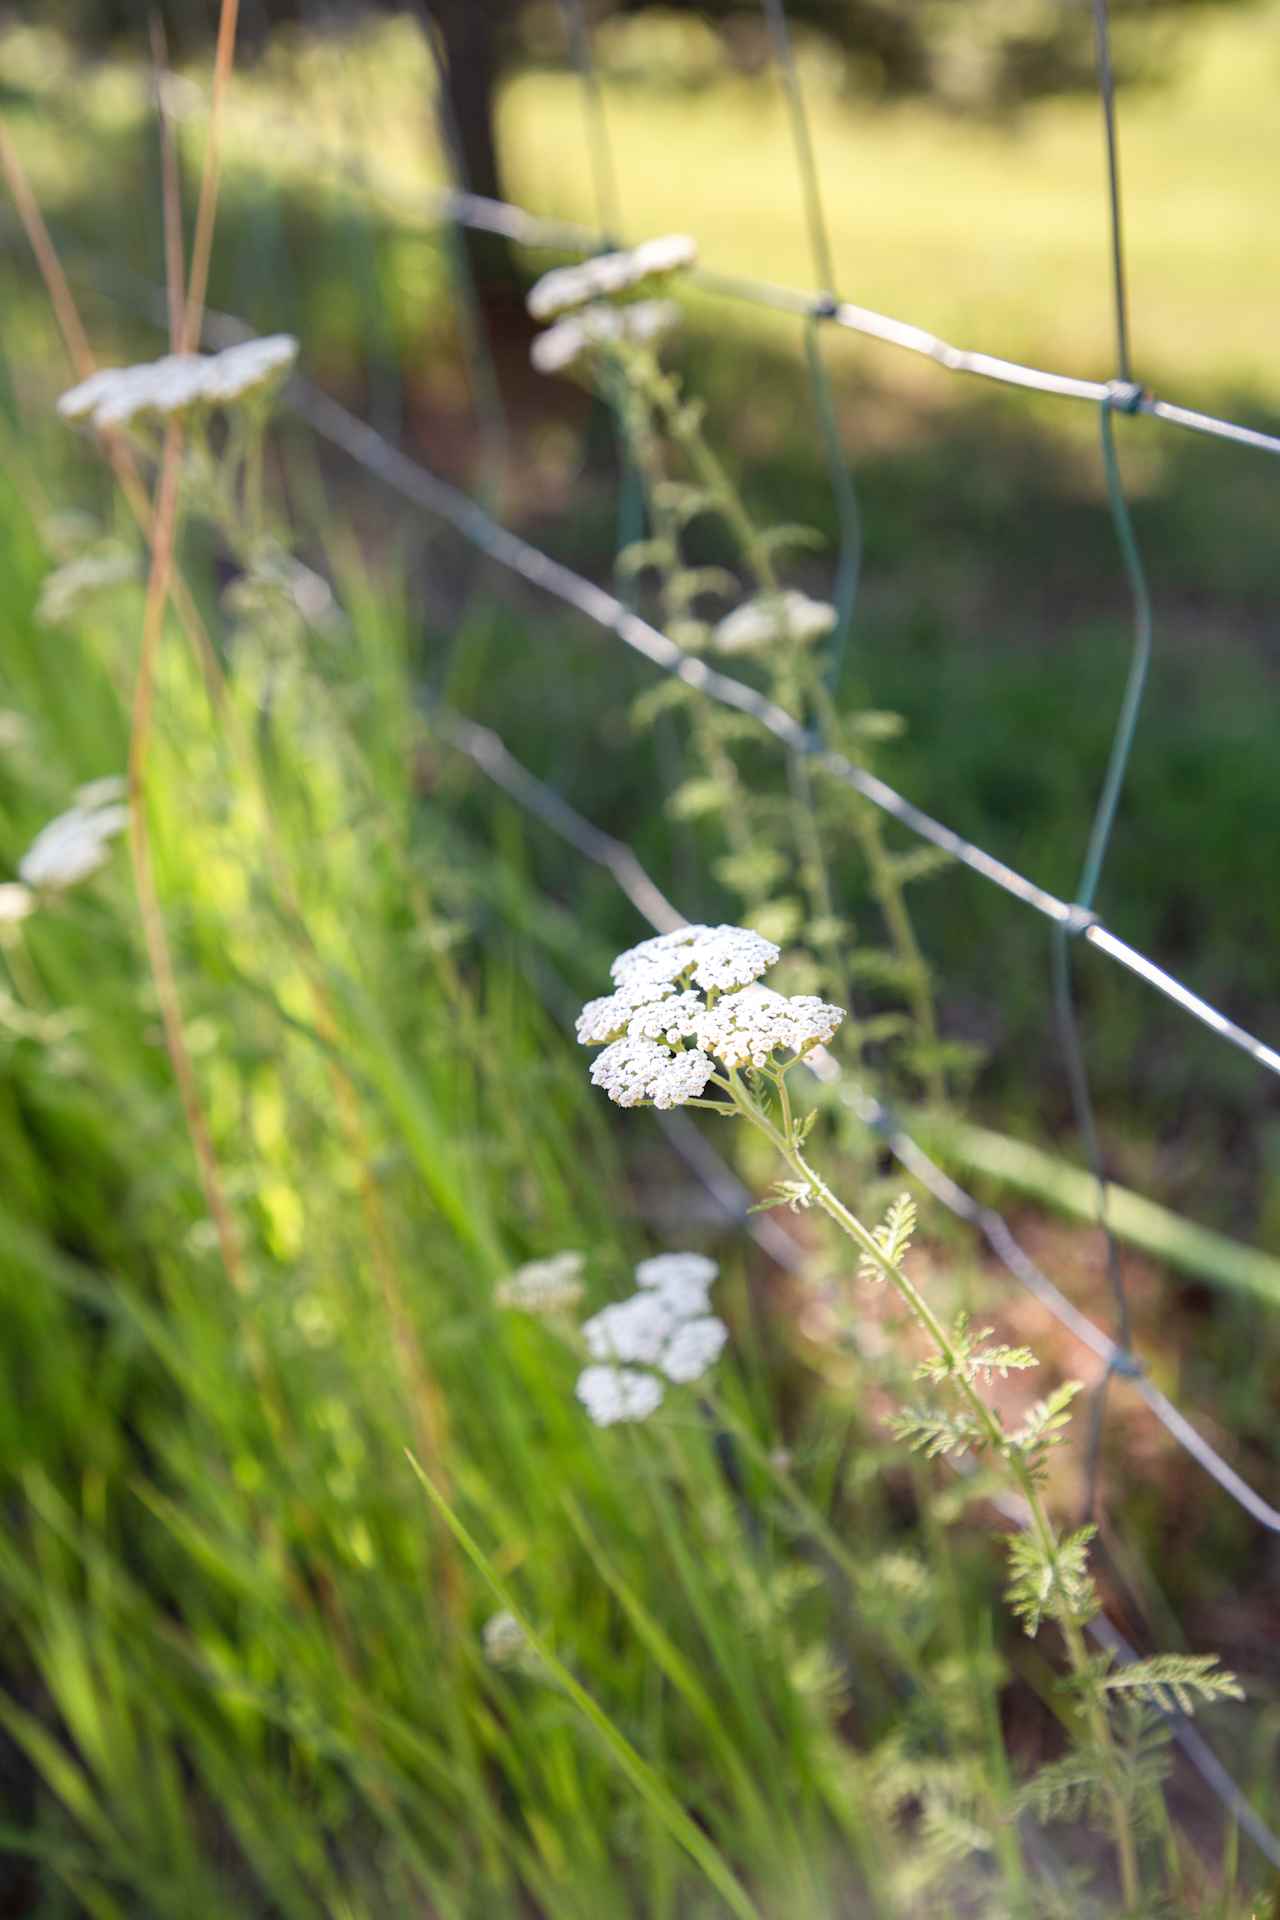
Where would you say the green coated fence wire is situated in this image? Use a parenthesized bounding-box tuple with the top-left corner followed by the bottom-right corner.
(760, 0, 863, 691)
(1055, 0, 1155, 1523)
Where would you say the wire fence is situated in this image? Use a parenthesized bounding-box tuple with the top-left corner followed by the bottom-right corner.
(429, 0, 1280, 1865)
(6, 0, 1279, 1874)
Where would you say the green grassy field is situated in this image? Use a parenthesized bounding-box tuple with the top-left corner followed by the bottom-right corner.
(3, 11, 1280, 1915)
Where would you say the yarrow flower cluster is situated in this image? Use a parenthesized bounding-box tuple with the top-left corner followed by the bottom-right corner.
(526, 234, 697, 322)
(58, 335, 298, 433)
(495, 1251, 586, 1316)
(577, 924, 844, 1109)
(575, 1252, 726, 1425)
(530, 298, 679, 377)
(17, 779, 129, 894)
(0, 882, 35, 928)
(481, 1610, 528, 1668)
(711, 590, 838, 656)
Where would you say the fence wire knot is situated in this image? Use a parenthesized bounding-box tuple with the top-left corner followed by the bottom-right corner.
(1106, 1346, 1144, 1380)
(1064, 903, 1100, 938)
(1105, 378, 1146, 414)
(810, 292, 839, 320)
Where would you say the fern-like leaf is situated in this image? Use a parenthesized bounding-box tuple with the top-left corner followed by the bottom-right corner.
(857, 1193, 916, 1285)
(1005, 1523, 1097, 1636)
(1100, 1653, 1244, 1715)
(890, 1405, 986, 1460)
(1007, 1381, 1082, 1482)
(1017, 1749, 1108, 1826)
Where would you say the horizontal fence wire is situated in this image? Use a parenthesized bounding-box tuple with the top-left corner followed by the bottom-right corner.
(22, 56, 1280, 461)
(274, 358, 1280, 1085)
(423, 188, 1280, 461)
(441, 703, 1280, 1872)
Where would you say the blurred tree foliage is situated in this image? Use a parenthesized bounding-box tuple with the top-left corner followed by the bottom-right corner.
(24, 0, 1250, 259)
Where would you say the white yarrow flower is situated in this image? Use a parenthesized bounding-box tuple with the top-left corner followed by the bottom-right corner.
(712, 590, 838, 657)
(0, 882, 36, 926)
(581, 925, 803, 1109)
(625, 990, 705, 1044)
(610, 925, 710, 989)
(583, 1291, 676, 1365)
(573, 1252, 726, 1427)
(18, 792, 130, 893)
(687, 925, 781, 992)
(647, 1047, 716, 1109)
(202, 334, 298, 403)
(527, 234, 697, 321)
(495, 1251, 586, 1315)
(589, 1034, 679, 1108)
(635, 1251, 718, 1318)
(482, 1610, 527, 1667)
(576, 1364, 665, 1426)
(530, 299, 679, 376)
(57, 335, 298, 432)
(659, 1315, 729, 1384)
(695, 984, 845, 1068)
(575, 978, 676, 1045)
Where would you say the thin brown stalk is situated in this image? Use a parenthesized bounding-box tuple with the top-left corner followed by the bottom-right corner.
(181, 0, 240, 354)
(0, 117, 225, 708)
(150, 15, 187, 351)
(0, 118, 94, 372)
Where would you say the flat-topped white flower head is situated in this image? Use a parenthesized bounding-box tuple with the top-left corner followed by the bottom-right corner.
(687, 925, 781, 993)
(495, 1251, 585, 1315)
(531, 299, 679, 376)
(57, 334, 298, 432)
(610, 923, 779, 995)
(59, 355, 209, 431)
(18, 788, 130, 893)
(527, 233, 697, 321)
(588, 1035, 716, 1110)
(580, 924, 841, 1111)
(202, 334, 298, 403)
(659, 1315, 729, 1384)
(583, 1291, 676, 1365)
(712, 590, 838, 657)
(695, 985, 845, 1069)
(574, 1249, 726, 1425)
(635, 1250, 718, 1318)
(576, 1364, 665, 1426)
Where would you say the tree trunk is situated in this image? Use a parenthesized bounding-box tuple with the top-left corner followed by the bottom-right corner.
(425, 0, 521, 294)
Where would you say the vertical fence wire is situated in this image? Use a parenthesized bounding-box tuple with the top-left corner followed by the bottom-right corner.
(760, 0, 862, 688)
(1056, 0, 1153, 1524)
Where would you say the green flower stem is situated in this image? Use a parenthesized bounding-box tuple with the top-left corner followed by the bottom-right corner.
(612, 353, 764, 880)
(728, 1070, 1140, 1908)
(646, 373, 861, 1032)
(624, 341, 941, 1097)
(808, 676, 944, 1105)
(637, 361, 780, 596)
